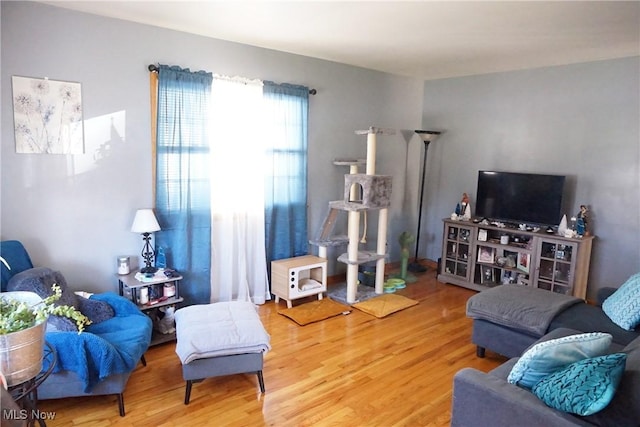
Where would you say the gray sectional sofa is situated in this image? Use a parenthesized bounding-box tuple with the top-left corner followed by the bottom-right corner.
(468, 286, 639, 359)
(451, 283, 640, 426)
(451, 328, 640, 426)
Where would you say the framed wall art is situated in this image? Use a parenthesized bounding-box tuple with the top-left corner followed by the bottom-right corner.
(12, 75, 84, 154)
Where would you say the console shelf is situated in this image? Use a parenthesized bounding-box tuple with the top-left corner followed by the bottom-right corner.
(437, 218, 594, 299)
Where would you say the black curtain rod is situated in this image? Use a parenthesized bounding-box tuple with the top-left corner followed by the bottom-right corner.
(148, 64, 316, 95)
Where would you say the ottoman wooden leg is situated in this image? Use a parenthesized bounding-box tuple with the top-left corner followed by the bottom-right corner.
(184, 380, 192, 405)
(257, 370, 265, 393)
(184, 379, 203, 405)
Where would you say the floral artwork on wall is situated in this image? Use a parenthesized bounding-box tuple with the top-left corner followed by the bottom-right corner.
(11, 75, 84, 154)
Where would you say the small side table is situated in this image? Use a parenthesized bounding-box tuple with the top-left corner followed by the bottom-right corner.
(117, 270, 184, 346)
(8, 341, 57, 427)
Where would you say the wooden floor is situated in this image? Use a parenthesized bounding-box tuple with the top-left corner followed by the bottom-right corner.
(39, 266, 506, 426)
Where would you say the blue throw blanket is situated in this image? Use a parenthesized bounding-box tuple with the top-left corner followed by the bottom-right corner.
(43, 292, 152, 392)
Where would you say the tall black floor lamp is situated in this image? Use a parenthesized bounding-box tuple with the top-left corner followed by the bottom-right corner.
(408, 129, 441, 273)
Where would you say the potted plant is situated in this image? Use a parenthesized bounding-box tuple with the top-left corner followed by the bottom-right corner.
(0, 284, 91, 386)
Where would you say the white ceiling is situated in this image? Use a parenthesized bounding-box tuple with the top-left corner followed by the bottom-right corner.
(42, 1, 640, 80)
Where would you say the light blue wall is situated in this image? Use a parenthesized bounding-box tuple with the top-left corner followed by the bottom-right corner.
(1, 2, 424, 293)
(420, 57, 640, 299)
(3, 2, 637, 300)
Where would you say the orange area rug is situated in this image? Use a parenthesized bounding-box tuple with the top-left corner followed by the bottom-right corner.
(352, 293, 419, 318)
(278, 298, 351, 326)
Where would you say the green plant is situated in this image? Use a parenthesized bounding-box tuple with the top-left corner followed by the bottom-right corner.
(0, 284, 91, 334)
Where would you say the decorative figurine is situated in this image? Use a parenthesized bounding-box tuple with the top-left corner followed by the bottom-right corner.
(455, 193, 472, 220)
(558, 214, 568, 236)
(576, 205, 589, 236)
(398, 231, 415, 280)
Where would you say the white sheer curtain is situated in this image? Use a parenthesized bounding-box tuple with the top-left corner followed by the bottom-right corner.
(209, 76, 270, 304)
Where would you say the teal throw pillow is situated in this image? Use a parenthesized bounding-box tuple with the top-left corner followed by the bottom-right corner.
(507, 332, 612, 389)
(532, 353, 627, 416)
(602, 272, 640, 331)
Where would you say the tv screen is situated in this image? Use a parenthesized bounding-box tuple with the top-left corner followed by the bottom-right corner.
(475, 171, 566, 226)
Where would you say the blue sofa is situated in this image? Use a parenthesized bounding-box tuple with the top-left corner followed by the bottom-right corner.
(1, 240, 152, 416)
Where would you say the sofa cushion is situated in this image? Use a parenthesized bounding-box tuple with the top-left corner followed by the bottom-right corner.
(76, 296, 115, 325)
(467, 284, 581, 336)
(8, 267, 78, 306)
(8, 267, 80, 331)
(581, 335, 640, 426)
(602, 272, 640, 331)
(550, 302, 639, 347)
(7, 267, 114, 331)
(507, 332, 612, 389)
(532, 353, 627, 416)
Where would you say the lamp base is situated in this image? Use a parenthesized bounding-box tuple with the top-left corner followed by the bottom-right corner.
(407, 262, 428, 273)
(140, 266, 158, 274)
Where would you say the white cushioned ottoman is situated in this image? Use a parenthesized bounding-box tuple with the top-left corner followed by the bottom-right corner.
(175, 301, 271, 404)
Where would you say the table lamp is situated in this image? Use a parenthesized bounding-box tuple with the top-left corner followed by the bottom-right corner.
(131, 208, 161, 274)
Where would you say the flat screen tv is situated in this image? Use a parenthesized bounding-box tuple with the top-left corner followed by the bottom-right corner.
(475, 171, 566, 226)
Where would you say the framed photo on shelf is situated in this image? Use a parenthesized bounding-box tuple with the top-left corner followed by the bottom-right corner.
(477, 229, 488, 242)
(517, 253, 530, 273)
(480, 265, 495, 284)
(477, 246, 495, 264)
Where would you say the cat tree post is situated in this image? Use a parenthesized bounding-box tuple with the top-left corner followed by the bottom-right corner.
(375, 208, 388, 294)
(365, 129, 387, 295)
(346, 160, 363, 303)
(350, 163, 361, 199)
(366, 132, 377, 175)
(346, 210, 361, 303)
(318, 244, 327, 259)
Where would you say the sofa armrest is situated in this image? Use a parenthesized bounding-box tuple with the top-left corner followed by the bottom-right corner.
(90, 292, 147, 317)
(597, 287, 617, 306)
(451, 368, 592, 427)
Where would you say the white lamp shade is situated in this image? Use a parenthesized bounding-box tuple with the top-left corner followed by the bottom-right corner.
(415, 130, 441, 142)
(131, 209, 161, 233)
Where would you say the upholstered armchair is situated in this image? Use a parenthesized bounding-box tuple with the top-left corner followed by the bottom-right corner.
(1, 240, 152, 416)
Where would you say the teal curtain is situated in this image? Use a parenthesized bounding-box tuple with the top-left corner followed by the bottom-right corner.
(155, 65, 213, 305)
(262, 82, 309, 264)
